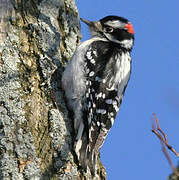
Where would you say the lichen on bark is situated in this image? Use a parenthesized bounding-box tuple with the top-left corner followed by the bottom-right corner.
(0, 0, 106, 179)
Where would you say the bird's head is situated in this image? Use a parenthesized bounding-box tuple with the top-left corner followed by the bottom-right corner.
(81, 15, 134, 49)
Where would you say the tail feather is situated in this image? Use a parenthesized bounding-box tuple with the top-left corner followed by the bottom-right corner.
(74, 133, 88, 171)
(88, 150, 97, 176)
(74, 135, 97, 175)
(74, 126, 108, 176)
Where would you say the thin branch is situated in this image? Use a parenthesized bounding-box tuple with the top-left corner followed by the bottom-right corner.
(161, 141, 178, 175)
(151, 113, 179, 176)
(152, 113, 179, 157)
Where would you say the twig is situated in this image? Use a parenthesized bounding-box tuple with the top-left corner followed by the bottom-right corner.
(19, 158, 33, 173)
(161, 141, 178, 175)
(152, 113, 179, 176)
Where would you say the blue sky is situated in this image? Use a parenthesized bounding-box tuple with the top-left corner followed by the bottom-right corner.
(76, 1, 179, 179)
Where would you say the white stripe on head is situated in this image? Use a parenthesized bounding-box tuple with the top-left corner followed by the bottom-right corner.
(104, 20, 125, 28)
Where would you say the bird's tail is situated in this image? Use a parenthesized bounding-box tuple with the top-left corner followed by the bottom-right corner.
(74, 134, 97, 176)
(74, 124, 109, 176)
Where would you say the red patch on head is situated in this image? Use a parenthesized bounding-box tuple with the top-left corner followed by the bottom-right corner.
(125, 23, 134, 34)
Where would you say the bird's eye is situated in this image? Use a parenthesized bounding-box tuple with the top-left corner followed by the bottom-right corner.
(104, 27, 113, 33)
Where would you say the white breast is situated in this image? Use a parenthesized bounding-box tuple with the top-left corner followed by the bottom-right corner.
(105, 52, 131, 96)
(116, 52, 131, 96)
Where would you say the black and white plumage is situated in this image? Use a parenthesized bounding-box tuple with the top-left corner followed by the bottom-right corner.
(62, 15, 134, 175)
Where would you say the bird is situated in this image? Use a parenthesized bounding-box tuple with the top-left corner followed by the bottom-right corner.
(62, 15, 134, 175)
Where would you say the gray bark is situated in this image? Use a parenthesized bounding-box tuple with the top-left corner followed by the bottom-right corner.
(168, 166, 179, 180)
(0, 0, 106, 179)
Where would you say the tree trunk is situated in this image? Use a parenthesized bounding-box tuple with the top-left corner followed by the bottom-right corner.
(168, 165, 179, 180)
(0, 0, 106, 179)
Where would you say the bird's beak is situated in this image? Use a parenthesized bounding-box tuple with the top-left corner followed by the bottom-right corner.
(80, 18, 102, 32)
(80, 18, 93, 26)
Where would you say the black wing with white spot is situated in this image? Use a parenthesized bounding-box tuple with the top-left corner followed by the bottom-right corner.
(82, 40, 131, 174)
